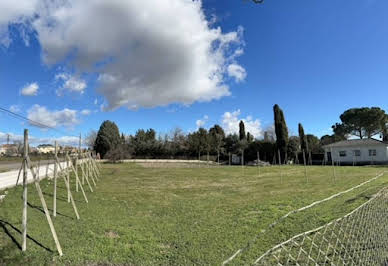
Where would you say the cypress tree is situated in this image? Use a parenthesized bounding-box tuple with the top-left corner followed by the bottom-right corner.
(247, 132, 254, 143)
(94, 120, 121, 158)
(239, 120, 246, 140)
(273, 104, 289, 163)
(298, 123, 308, 153)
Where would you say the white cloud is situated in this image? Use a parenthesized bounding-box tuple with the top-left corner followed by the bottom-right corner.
(21, 82, 39, 96)
(9, 105, 21, 113)
(221, 109, 262, 138)
(196, 115, 209, 128)
(0, 131, 79, 146)
(50, 136, 79, 146)
(227, 63, 247, 82)
(1, 0, 246, 109)
(0, 0, 38, 46)
(27, 104, 79, 128)
(80, 109, 91, 115)
(55, 73, 87, 95)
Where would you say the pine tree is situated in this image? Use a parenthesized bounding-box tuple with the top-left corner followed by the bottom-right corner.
(273, 104, 288, 163)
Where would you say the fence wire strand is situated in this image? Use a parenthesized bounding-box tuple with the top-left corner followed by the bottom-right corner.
(222, 171, 385, 265)
(254, 186, 388, 265)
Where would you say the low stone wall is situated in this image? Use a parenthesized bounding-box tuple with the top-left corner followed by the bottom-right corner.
(99, 159, 217, 164)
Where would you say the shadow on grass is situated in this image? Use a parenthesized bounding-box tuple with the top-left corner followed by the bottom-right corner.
(0, 219, 53, 252)
(42, 191, 83, 204)
(27, 202, 74, 220)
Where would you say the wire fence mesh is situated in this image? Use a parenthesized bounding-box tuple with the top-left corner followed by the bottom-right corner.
(254, 186, 388, 265)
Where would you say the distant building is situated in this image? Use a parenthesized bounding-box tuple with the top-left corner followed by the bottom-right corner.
(60, 146, 78, 154)
(323, 139, 388, 165)
(0, 144, 19, 156)
(37, 144, 55, 154)
(0, 146, 5, 156)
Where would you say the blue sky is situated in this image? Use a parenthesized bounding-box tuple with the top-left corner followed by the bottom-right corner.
(1, 0, 388, 145)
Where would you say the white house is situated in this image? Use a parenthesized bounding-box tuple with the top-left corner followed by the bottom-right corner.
(323, 138, 388, 165)
(37, 144, 55, 154)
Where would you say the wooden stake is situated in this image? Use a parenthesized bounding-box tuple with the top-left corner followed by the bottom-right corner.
(81, 158, 85, 185)
(45, 161, 49, 179)
(75, 157, 79, 192)
(78, 133, 82, 189)
(241, 149, 244, 168)
(15, 159, 24, 187)
(278, 150, 281, 166)
(79, 161, 93, 192)
(92, 157, 99, 179)
(257, 151, 261, 177)
(67, 155, 88, 203)
(53, 141, 58, 217)
(331, 147, 336, 182)
(66, 153, 70, 203)
(26, 157, 63, 256)
(83, 156, 96, 187)
(22, 129, 28, 252)
(37, 160, 41, 180)
(88, 157, 98, 182)
(303, 149, 307, 183)
(90, 156, 99, 180)
(54, 157, 80, 220)
(87, 154, 97, 179)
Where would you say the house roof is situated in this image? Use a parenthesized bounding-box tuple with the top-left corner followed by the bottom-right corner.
(323, 138, 388, 148)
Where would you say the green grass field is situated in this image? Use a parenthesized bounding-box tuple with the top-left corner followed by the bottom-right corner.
(0, 163, 387, 265)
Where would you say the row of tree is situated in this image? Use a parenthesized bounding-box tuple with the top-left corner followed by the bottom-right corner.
(91, 106, 388, 163)
(91, 105, 322, 164)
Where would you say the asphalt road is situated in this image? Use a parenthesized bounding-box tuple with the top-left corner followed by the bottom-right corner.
(0, 160, 69, 190)
(0, 159, 57, 172)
